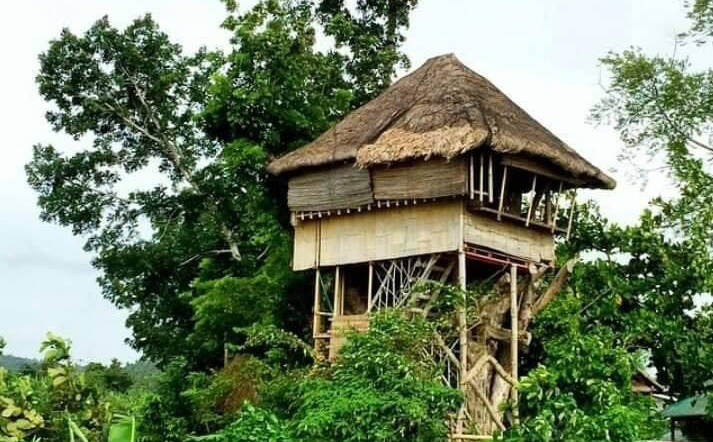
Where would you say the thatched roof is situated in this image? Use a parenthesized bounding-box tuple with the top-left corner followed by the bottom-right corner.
(268, 54, 615, 189)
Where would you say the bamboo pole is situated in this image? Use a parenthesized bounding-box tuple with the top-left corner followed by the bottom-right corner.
(478, 150, 485, 204)
(313, 268, 321, 337)
(334, 266, 341, 317)
(488, 153, 494, 204)
(457, 248, 468, 432)
(470, 154, 475, 200)
(479, 151, 484, 203)
(510, 265, 519, 424)
(525, 175, 537, 227)
(566, 191, 577, 240)
(544, 190, 551, 225)
(498, 166, 508, 221)
(367, 261, 374, 312)
(551, 181, 563, 232)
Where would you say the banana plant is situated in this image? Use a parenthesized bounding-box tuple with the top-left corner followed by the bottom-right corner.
(67, 414, 137, 442)
(107, 413, 136, 442)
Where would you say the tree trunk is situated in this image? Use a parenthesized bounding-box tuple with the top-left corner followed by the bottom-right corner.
(463, 260, 575, 434)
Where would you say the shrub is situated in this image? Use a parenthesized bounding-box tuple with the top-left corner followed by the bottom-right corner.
(292, 311, 461, 442)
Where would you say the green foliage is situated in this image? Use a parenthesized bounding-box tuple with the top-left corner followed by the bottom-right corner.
(216, 404, 293, 442)
(29, 0, 419, 371)
(85, 360, 133, 393)
(107, 413, 137, 442)
(315, 0, 419, 106)
(556, 202, 713, 396)
(591, 0, 713, 402)
(233, 323, 315, 370)
(292, 311, 461, 442)
(501, 295, 663, 442)
(0, 334, 143, 442)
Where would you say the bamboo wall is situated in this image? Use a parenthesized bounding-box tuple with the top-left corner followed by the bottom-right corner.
(292, 200, 463, 270)
(288, 164, 374, 212)
(288, 158, 468, 213)
(292, 200, 554, 270)
(371, 158, 467, 200)
(463, 211, 554, 261)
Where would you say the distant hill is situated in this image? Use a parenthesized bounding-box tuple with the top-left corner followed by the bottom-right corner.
(0, 354, 39, 372)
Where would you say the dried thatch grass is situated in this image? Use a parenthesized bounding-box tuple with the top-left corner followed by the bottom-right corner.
(268, 54, 615, 190)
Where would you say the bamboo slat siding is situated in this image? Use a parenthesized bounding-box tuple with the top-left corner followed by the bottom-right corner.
(292, 200, 462, 270)
(287, 164, 374, 212)
(329, 315, 369, 360)
(372, 158, 468, 200)
(463, 211, 554, 262)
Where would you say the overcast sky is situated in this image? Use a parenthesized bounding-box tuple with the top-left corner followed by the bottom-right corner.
(0, 0, 692, 363)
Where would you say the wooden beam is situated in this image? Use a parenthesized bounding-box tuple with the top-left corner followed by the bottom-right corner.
(457, 244, 468, 433)
(457, 248, 468, 433)
(468, 378, 506, 432)
(544, 190, 551, 225)
(450, 435, 493, 441)
(367, 261, 374, 312)
(485, 325, 532, 345)
(525, 174, 537, 227)
(434, 333, 460, 369)
(313, 268, 321, 338)
(566, 191, 577, 240)
(334, 266, 341, 317)
(511, 264, 519, 424)
(488, 153, 494, 204)
(498, 165, 508, 221)
(551, 181, 564, 232)
(469, 154, 475, 200)
(500, 155, 585, 186)
(479, 151, 484, 203)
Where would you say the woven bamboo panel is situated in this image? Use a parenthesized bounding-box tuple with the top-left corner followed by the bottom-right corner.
(463, 212, 554, 262)
(288, 164, 374, 212)
(329, 314, 370, 360)
(292, 200, 462, 270)
(371, 157, 468, 200)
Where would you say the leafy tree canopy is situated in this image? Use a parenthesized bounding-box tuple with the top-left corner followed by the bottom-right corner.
(28, 0, 420, 367)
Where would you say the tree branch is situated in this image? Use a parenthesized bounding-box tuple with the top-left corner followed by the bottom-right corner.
(531, 259, 577, 317)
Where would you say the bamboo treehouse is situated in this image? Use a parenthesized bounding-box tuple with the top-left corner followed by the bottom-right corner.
(268, 54, 615, 438)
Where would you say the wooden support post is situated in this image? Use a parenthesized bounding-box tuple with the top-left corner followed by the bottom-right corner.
(479, 151, 484, 203)
(525, 175, 537, 227)
(313, 268, 322, 337)
(566, 191, 577, 240)
(457, 249, 468, 431)
(367, 261, 374, 312)
(469, 154, 475, 200)
(488, 153, 494, 204)
(544, 191, 551, 225)
(551, 181, 563, 232)
(334, 266, 342, 317)
(498, 166, 508, 221)
(510, 264, 519, 424)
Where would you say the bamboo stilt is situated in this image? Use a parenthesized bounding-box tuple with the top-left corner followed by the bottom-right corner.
(510, 264, 519, 424)
(479, 151, 484, 203)
(525, 175, 537, 227)
(566, 191, 577, 240)
(457, 249, 468, 432)
(551, 181, 564, 232)
(488, 153, 494, 204)
(498, 166, 508, 221)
